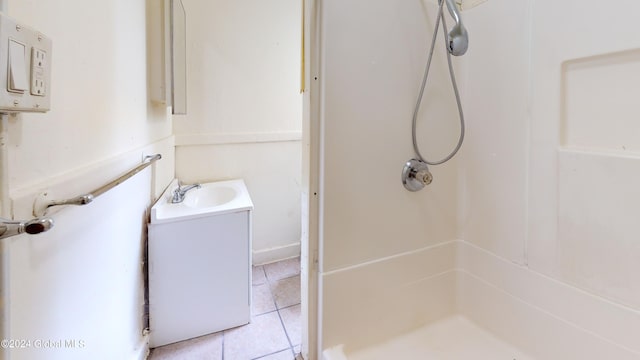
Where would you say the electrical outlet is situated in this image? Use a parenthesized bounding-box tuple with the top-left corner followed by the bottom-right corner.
(30, 47, 46, 96)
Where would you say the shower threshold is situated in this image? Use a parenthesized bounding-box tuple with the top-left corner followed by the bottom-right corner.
(324, 315, 536, 360)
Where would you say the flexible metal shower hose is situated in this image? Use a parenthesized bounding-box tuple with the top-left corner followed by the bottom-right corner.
(411, 0, 466, 165)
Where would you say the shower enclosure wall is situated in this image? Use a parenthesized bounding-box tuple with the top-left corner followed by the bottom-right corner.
(312, 0, 640, 358)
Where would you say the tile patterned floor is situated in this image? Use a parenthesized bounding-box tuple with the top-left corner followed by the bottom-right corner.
(148, 257, 301, 360)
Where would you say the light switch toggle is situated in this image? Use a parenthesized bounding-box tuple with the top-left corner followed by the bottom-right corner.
(8, 39, 28, 93)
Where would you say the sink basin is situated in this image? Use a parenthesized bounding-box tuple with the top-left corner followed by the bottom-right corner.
(150, 179, 253, 224)
(183, 185, 237, 208)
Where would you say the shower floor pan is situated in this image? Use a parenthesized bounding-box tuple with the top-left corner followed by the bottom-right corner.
(323, 315, 536, 360)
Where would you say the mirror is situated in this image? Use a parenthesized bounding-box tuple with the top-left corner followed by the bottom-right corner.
(169, 0, 187, 115)
(148, 0, 187, 114)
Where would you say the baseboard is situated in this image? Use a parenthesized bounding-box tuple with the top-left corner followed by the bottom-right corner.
(253, 242, 301, 265)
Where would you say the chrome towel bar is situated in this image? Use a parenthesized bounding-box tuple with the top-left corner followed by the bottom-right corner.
(36, 153, 162, 216)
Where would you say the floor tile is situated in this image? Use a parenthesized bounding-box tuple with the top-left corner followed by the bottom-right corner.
(280, 304, 302, 346)
(224, 311, 290, 360)
(264, 257, 300, 282)
(148, 332, 222, 360)
(253, 265, 267, 285)
(256, 348, 295, 360)
(271, 275, 301, 309)
(253, 283, 276, 316)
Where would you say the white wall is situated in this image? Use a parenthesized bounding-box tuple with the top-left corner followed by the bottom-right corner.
(317, 0, 459, 353)
(1, 1, 174, 359)
(173, 0, 303, 265)
(6, 1, 171, 190)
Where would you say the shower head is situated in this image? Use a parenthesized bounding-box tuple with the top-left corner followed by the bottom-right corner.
(443, 0, 469, 56)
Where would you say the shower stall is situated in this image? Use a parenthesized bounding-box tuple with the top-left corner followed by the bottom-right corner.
(306, 0, 640, 358)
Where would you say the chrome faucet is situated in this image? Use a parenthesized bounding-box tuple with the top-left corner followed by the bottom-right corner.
(171, 181, 201, 203)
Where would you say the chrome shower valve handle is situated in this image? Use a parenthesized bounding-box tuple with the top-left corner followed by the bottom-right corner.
(416, 169, 434, 186)
(402, 159, 433, 191)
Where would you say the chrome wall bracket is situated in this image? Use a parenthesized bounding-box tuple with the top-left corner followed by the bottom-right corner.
(402, 159, 433, 192)
(0, 217, 54, 240)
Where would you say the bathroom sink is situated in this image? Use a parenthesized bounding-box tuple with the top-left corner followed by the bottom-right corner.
(150, 179, 253, 224)
(148, 178, 253, 346)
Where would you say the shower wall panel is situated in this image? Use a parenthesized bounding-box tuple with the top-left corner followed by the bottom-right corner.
(318, 0, 460, 353)
(528, 0, 640, 308)
(461, 0, 640, 353)
(319, 0, 458, 273)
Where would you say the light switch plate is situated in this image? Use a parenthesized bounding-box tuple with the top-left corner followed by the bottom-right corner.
(0, 13, 52, 112)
